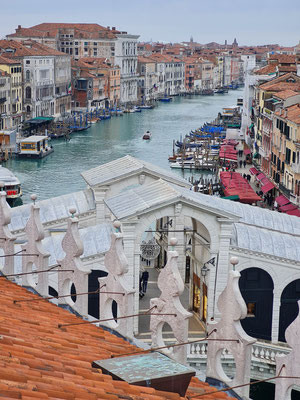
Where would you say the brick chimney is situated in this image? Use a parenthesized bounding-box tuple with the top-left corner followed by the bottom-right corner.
(112, 27, 116, 31)
(16, 25, 21, 33)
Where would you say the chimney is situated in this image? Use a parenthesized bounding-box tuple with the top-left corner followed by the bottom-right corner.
(284, 109, 287, 118)
(297, 63, 300, 77)
(107, 26, 110, 30)
(16, 25, 21, 33)
(112, 27, 116, 31)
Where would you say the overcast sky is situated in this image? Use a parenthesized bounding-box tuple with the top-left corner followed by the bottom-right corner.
(1, 0, 299, 47)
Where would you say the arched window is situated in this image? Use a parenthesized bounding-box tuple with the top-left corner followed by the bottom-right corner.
(25, 86, 31, 99)
(26, 70, 30, 81)
(26, 105, 30, 113)
(279, 280, 300, 342)
(239, 268, 274, 341)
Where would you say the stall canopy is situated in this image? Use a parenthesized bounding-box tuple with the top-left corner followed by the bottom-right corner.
(286, 208, 300, 217)
(249, 167, 259, 176)
(244, 149, 251, 155)
(279, 203, 298, 212)
(220, 171, 261, 204)
(257, 173, 266, 181)
(275, 195, 290, 207)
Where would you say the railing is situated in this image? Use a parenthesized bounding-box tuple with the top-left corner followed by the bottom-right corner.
(279, 183, 291, 197)
(187, 340, 291, 380)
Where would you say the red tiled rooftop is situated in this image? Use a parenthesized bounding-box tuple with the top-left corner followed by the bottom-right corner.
(275, 104, 300, 124)
(0, 277, 235, 400)
(0, 39, 66, 57)
(255, 64, 277, 75)
(273, 89, 299, 100)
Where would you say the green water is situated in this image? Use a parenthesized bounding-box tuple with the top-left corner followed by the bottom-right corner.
(6, 90, 243, 204)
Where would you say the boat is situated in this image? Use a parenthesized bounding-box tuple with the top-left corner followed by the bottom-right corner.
(0, 166, 22, 205)
(133, 106, 142, 113)
(159, 97, 172, 102)
(138, 105, 154, 109)
(17, 135, 54, 159)
(143, 131, 151, 140)
(214, 88, 226, 94)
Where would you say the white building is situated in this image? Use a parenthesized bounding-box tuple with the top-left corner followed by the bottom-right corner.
(114, 34, 139, 104)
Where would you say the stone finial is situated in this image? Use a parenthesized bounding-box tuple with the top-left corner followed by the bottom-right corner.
(21, 199, 50, 295)
(206, 258, 256, 399)
(99, 231, 135, 338)
(57, 209, 90, 317)
(150, 245, 192, 364)
(0, 190, 16, 275)
(275, 300, 300, 399)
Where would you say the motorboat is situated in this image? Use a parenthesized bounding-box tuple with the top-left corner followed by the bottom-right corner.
(0, 166, 22, 205)
(159, 97, 172, 102)
(143, 131, 151, 140)
(17, 135, 54, 159)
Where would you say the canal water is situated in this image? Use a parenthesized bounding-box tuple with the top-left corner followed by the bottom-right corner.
(7, 90, 243, 204)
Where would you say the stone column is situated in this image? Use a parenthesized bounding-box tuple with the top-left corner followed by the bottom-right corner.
(121, 219, 139, 332)
(171, 202, 186, 280)
(93, 186, 110, 224)
(272, 287, 281, 343)
(207, 218, 233, 321)
(275, 300, 300, 399)
(0, 191, 16, 276)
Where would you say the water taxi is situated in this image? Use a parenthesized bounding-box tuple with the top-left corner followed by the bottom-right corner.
(0, 166, 22, 205)
(17, 135, 54, 159)
(143, 131, 151, 140)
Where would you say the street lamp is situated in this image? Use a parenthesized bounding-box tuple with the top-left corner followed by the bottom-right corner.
(201, 263, 210, 277)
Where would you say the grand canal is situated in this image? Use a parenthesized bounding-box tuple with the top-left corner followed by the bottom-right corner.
(7, 90, 243, 204)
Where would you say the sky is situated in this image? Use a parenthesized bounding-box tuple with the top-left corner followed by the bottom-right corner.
(1, 0, 300, 47)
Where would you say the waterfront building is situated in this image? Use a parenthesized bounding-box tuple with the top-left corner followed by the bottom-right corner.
(183, 57, 195, 92)
(223, 55, 232, 87)
(254, 72, 300, 170)
(137, 56, 157, 102)
(72, 57, 119, 110)
(272, 103, 300, 203)
(0, 64, 12, 131)
(145, 54, 185, 96)
(8, 23, 140, 105)
(0, 39, 71, 120)
(0, 55, 22, 129)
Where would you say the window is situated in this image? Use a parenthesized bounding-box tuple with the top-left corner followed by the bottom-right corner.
(75, 41, 78, 45)
(26, 60, 30, 65)
(246, 302, 256, 317)
(75, 48, 78, 56)
(26, 70, 30, 81)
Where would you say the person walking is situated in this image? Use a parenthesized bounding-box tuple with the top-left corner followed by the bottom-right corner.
(141, 270, 149, 294)
(243, 160, 246, 168)
(239, 160, 242, 168)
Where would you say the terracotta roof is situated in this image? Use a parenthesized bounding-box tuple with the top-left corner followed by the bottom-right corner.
(138, 56, 155, 63)
(259, 72, 300, 92)
(8, 23, 118, 40)
(255, 64, 277, 75)
(0, 39, 66, 57)
(269, 54, 296, 64)
(0, 55, 20, 65)
(275, 104, 300, 124)
(0, 277, 235, 399)
(278, 65, 297, 72)
(274, 89, 299, 100)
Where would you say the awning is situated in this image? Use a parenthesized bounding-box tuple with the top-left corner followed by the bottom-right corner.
(275, 195, 290, 207)
(257, 173, 266, 181)
(221, 195, 240, 201)
(279, 203, 298, 212)
(249, 167, 259, 175)
(261, 181, 275, 193)
(244, 149, 251, 155)
(286, 209, 300, 217)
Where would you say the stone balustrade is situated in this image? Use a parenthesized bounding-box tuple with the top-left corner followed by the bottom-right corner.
(187, 340, 291, 381)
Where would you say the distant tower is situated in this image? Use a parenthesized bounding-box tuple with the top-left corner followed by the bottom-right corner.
(233, 38, 238, 47)
(225, 39, 227, 47)
(190, 36, 194, 43)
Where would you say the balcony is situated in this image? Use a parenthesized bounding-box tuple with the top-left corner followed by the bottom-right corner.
(279, 183, 291, 198)
(0, 97, 6, 104)
(291, 163, 300, 174)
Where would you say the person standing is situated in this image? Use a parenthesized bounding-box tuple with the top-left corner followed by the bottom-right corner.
(141, 270, 149, 294)
(243, 160, 246, 168)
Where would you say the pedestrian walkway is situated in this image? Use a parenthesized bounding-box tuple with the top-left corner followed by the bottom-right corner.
(136, 266, 206, 345)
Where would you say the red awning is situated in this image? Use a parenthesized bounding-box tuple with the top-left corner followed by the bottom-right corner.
(286, 208, 300, 217)
(244, 149, 251, 155)
(279, 203, 297, 212)
(275, 195, 290, 207)
(261, 181, 275, 193)
(257, 173, 266, 181)
(249, 167, 259, 175)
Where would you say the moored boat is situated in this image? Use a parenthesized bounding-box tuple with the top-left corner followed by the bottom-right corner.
(159, 97, 172, 102)
(0, 166, 22, 205)
(17, 135, 54, 159)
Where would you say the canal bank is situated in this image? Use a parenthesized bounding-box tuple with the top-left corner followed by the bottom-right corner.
(6, 90, 243, 204)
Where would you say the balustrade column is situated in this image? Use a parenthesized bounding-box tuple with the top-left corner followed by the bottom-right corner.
(207, 218, 233, 321)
